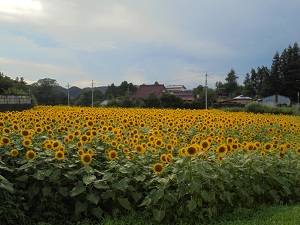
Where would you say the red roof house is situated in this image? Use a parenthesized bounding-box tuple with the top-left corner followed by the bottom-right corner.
(131, 84, 166, 99)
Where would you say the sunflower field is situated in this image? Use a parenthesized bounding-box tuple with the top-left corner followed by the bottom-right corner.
(0, 106, 300, 223)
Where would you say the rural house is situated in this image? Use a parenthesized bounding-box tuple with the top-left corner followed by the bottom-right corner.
(131, 84, 166, 99)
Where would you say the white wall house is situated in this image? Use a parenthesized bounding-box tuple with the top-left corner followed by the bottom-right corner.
(261, 94, 291, 107)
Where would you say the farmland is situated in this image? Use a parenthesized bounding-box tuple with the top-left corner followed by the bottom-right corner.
(0, 106, 300, 224)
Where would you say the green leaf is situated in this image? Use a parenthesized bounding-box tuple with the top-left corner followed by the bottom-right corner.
(49, 170, 61, 182)
(118, 198, 132, 210)
(152, 209, 165, 222)
(177, 171, 190, 182)
(18, 162, 32, 171)
(64, 173, 76, 181)
(190, 180, 202, 192)
(75, 200, 87, 215)
(149, 189, 164, 204)
(70, 181, 86, 197)
(134, 174, 146, 182)
(44, 168, 53, 177)
(92, 207, 103, 219)
(16, 174, 29, 182)
(83, 175, 96, 185)
(101, 190, 115, 200)
(33, 171, 45, 180)
(119, 167, 132, 174)
(113, 180, 128, 191)
(42, 186, 51, 197)
(131, 192, 142, 202)
(139, 196, 152, 207)
(28, 184, 40, 199)
(201, 190, 210, 202)
(0, 175, 14, 193)
(94, 181, 110, 190)
(86, 193, 100, 205)
(102, 172, 113, 181)
(187, 199, 197, 212)
(0, 164, 13, 172)
(58, 187, 69, 197)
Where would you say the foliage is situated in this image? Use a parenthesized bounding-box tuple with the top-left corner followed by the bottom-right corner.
(143, 92, 162, 108)
(30, 78, 68, 105)
(160, 93, 183, 109)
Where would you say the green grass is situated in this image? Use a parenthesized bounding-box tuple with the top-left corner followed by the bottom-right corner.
(33, 204, 300, 225)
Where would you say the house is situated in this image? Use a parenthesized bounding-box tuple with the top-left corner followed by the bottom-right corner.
(217, 95, 253, 104)
(260, 94, 291, 107)
(165, 85, 187, 92)
(131, 84, 166, 99)
(170, 90, 195, 101)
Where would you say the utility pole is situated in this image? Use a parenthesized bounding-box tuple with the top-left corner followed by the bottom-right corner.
(91, 80, 95, 107)
(67, 83, 70, 106)
(205, 73, 208, 109)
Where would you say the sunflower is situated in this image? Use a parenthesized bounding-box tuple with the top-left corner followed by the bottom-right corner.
(151, 148, 157, 154)
(77, 149, 84, 156)
(108, 150, 118, 161)
(218, 155, 223, 162)
(246, 142, 255, 152)
(10, 149, 18, 157)
(155, 138, 163, 147)
(135, 144, 146, 154)
(26, 150, 36, 160)
(128, 152, 135, 160)
(200, 140, 210, 151)
(264, 142, 272, 151)
(153, 163, 164, 174)
(3, 127, 11, 135)
(81, 153, 92, 164)
(160, 153, 168, 163)
(55, 151, 65, 160)
(110, 140, 118, 147)
(22, 138, 32, 147)
(278, 151, 285, 158)
(296, 148, 300, 155)
(217, 144, 228, 155)
(185, 145, 199, 157)
(260, 151, 266, 157)
(87, 148, 94, 156)
(123, 148, 130, 155)
(80, 135, 89, 142)
(2, 137, 10, 145)
(45, 141, 53, 150)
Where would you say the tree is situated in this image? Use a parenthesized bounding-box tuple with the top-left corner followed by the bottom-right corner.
(243, 73, 255, 97)
(143, 92, 161, 108)
(30, 78, 67, 105)
(160, 93, 183, 109)
(224, 68, 239, 97)
(73, 89, 104, 106)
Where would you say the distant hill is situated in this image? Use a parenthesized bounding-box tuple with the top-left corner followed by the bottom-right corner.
(63, 86, 108, 98)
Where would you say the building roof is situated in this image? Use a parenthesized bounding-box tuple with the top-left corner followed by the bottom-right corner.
(165, 85, 186, 91)
(131, 84, 166, 99)
(171, 90, 195, 101)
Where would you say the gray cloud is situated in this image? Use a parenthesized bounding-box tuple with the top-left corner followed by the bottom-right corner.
(0, 0, 300, 89)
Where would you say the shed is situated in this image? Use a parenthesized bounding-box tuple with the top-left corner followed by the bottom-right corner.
(260, 94, 291, 107)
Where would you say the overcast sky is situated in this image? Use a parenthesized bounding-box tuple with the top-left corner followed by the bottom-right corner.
(1, 0, 300, 89)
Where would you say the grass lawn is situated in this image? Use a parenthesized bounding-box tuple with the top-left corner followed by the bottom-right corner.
(34, 204, 300, 225)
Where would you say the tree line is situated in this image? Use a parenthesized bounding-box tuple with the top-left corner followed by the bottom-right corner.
(1, 42, 299, 107)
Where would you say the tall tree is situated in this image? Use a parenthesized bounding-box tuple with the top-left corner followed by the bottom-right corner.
(243, 73, 255, 97)
(224, 68, 239, 97)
